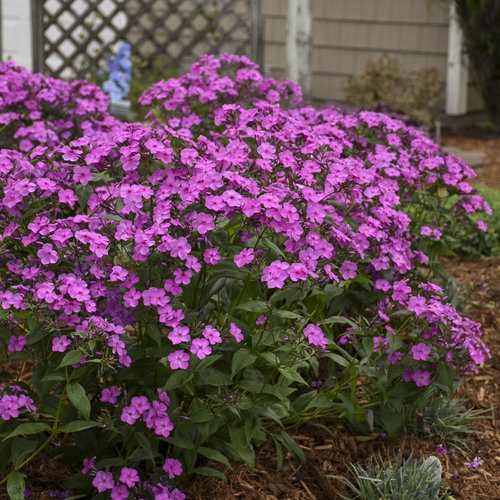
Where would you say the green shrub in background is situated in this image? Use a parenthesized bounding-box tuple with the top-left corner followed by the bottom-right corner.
(343, 55, 444, 127)
(453, 0, 500, 133)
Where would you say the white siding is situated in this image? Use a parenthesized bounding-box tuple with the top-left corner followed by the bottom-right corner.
(2, 0, 32, 70)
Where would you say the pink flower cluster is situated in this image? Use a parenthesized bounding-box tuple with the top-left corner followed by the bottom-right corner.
(139, 53, 302, 138)
(83, 456, 184, 499)
(0, 385, 36, 421)
(0, 60, 116, 151)
(120, 388, 174, 438)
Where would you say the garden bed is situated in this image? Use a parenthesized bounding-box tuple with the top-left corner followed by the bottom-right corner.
(0, 56, 498, 500)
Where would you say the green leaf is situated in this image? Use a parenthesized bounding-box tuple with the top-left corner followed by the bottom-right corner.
(147, 324, 162, 346)
(11, 439, 37, 467)
(66, 382, 91, 420)
(231, 350, 256, 378)
(273, 437, 284, 470)
(380, 406, 404, 439)
(198, 447, 231, 468)
(195, 368, 230, 387)
(96, 457, 125, 468)
(163, 370, 194, 391)
(58, 420, 100, 433)
(236, 300, 268, 313)
(134, 432, 157, 464)
(262, 238, 285, 258)
(278, 431, 306, 464)
(324, 352, 351, 368)
(319, 315, 357, 327)
(278, 367, 308, 385)
(193, 466, 227, 481)
(163, 436, 195, 450)
(57, 350, 83, 369)
(7, 471, 25, 500)
(40, 373, 66, 383)
(228, 427, 255, 467)
(5, 422, 51, 440)
(272, 310, 303, 320)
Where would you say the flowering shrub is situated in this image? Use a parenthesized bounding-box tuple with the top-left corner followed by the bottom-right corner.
(0, 61, 115, 152)
(0, 55, 490, 498)
(139, 53, 302, 138)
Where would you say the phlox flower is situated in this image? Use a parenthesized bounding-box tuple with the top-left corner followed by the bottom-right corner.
(204, 248, 221, 265)
(119, 467, 139, 487)
(163, 458, 183, 479)
(121, 406, 140, 425)
(303, 324, 328, 349)
(190, 338, 212, 359)
(111, 485, 129, 500)
(37, 243, 58, 265)
(153, 415, 174, 437)
(411, 342, 432, 361)
(52, 335, 71, 352)
(339, 261, 357, 280)
(92, 471, 114, 492)
(167, 350, 190, 370)
(101, 385, 121, 404)
(412, 369, 431, 387)
(7, 335, 26, 353)
(82, 456, 96, 474)
(229, 323, 244, 343)
(202, 325, 222, 345)
(110, 265, 128, 282)
(168, 325, 190, 345)
(234, 248, 255, 268)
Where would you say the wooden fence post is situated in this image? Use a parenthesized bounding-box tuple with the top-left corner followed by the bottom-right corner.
(446, 1, 468, 115)
(286, 0, 311, 98)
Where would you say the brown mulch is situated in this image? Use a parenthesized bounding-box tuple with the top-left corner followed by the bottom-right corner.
(442, 135, 500, 189)
(442, 257, 500, 499)
(186, 257, 500, 500)
(185, 430, 438, 500)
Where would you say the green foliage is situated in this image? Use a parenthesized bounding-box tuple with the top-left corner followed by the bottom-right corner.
(343, 455, 446, 500)
(343, 55, 443, 126)
(445, 186, 500, 257)
(453, 0, 500, 131)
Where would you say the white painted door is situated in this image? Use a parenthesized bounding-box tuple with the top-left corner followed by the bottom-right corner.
(1, 0, 33, 70)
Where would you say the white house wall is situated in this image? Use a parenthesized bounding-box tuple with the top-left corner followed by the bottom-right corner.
(2, 0, 32, 70)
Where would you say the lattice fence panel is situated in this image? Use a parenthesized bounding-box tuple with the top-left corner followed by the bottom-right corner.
(31, 0, 262, 78)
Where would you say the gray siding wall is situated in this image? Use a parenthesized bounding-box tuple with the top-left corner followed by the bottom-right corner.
(263, 0, 482, 113)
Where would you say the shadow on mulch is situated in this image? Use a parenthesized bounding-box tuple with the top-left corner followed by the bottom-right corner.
(186, 257, 500, 500)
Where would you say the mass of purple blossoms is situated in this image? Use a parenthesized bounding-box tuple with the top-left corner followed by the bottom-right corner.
(0, 60, 116, 151)
(0, 53, 491, 498)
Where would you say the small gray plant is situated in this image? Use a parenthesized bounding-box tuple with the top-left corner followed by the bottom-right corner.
(342, 454, 446, 500)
